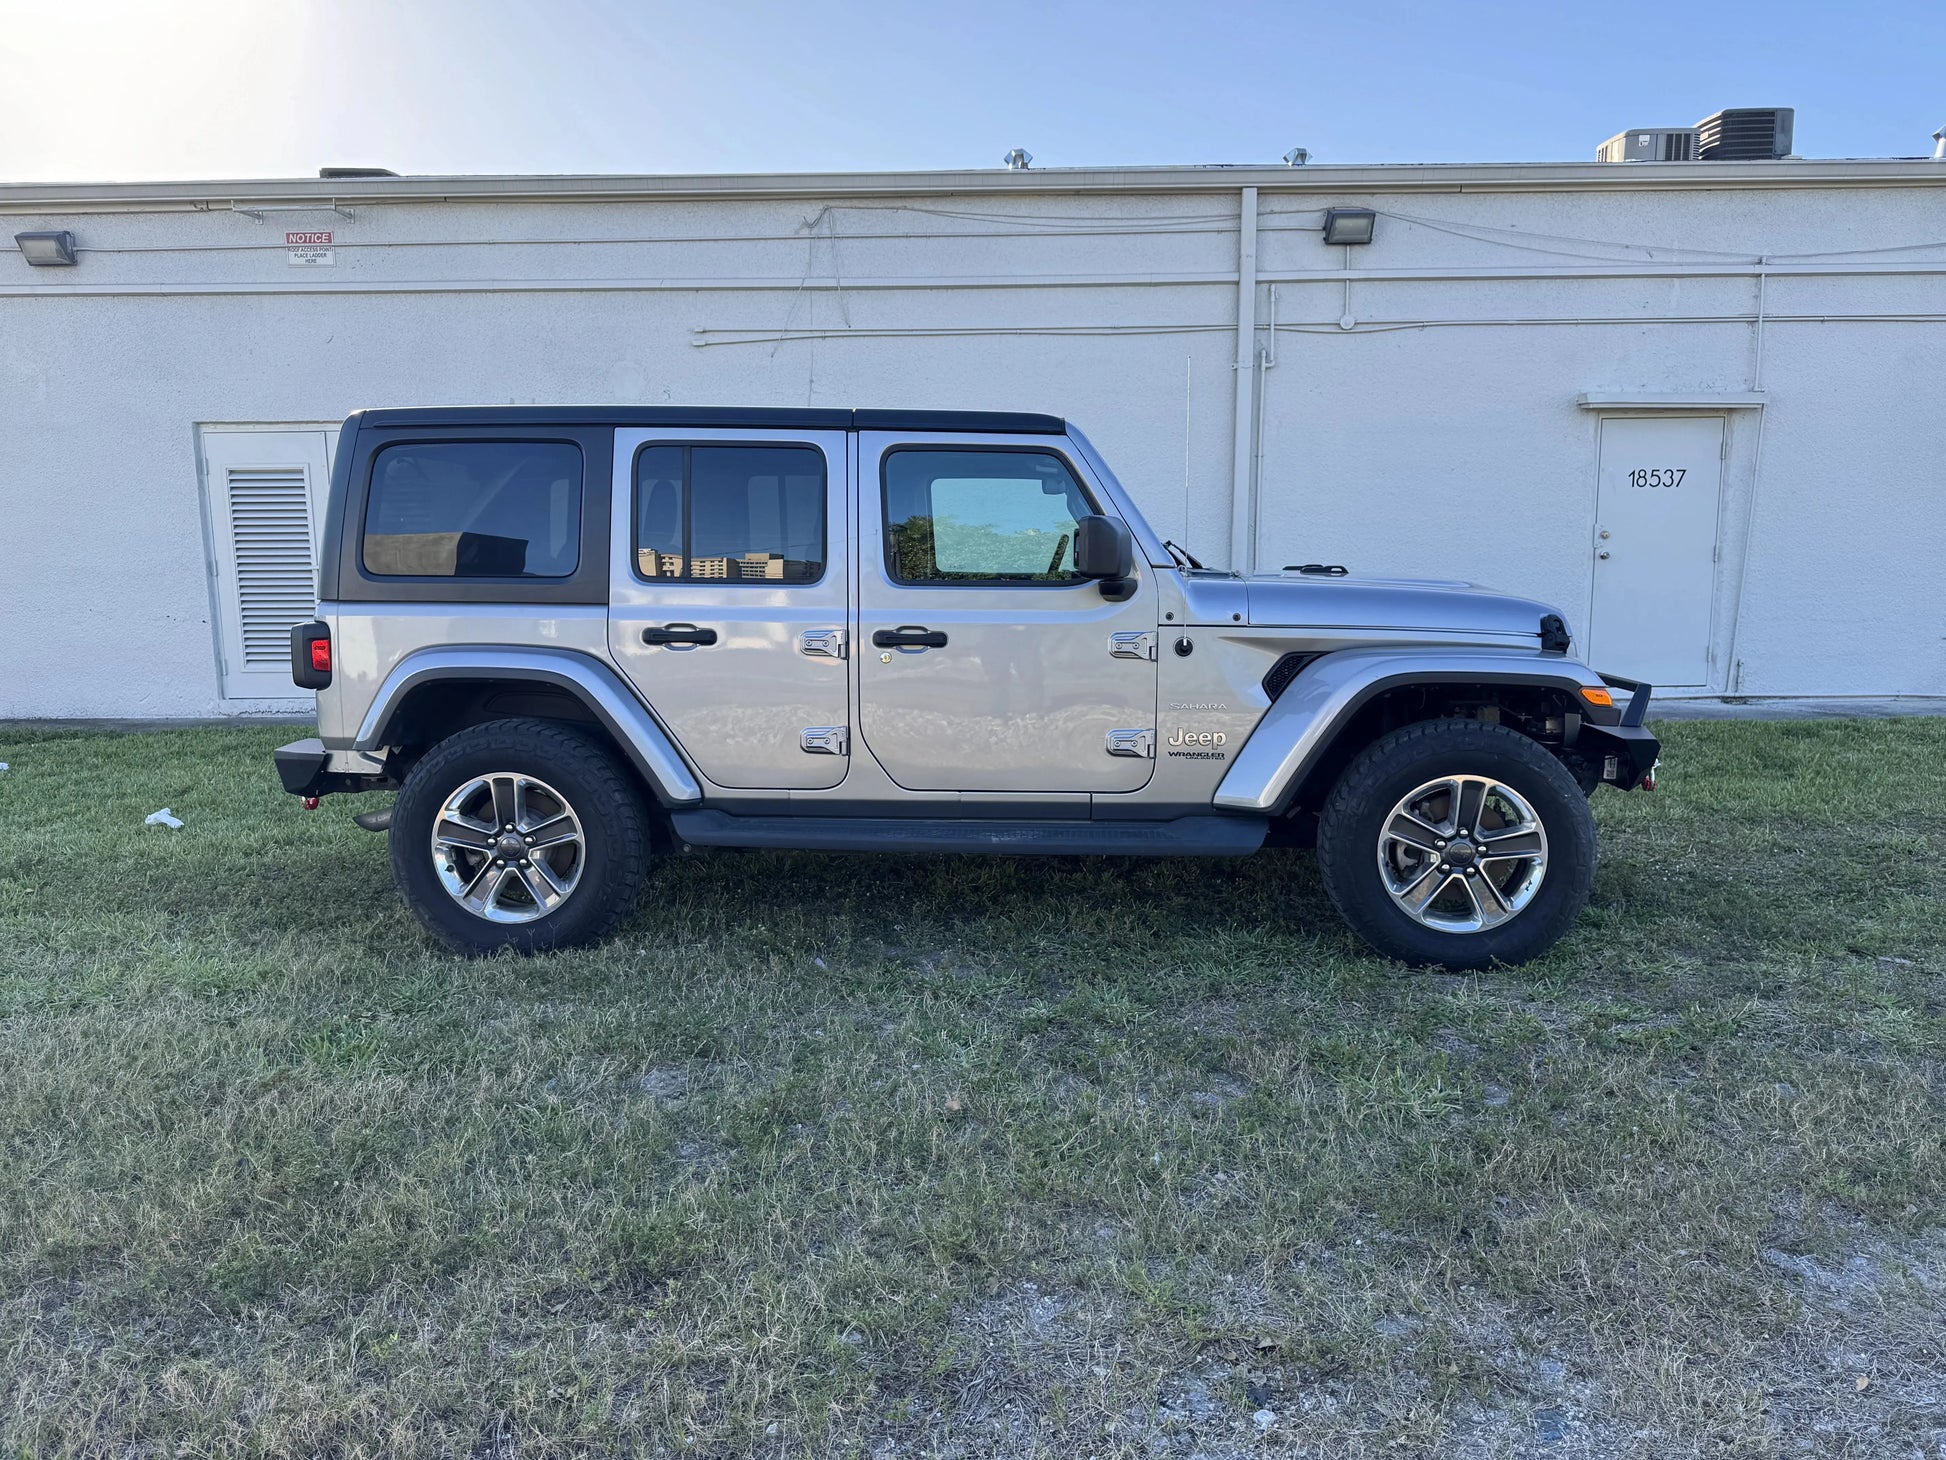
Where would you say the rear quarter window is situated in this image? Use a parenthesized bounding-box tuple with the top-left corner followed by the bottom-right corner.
(362, 441, 582, 578)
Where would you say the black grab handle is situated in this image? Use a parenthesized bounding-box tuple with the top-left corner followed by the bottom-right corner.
(642, 624, 718, 646)
(872, 626, 948, 649)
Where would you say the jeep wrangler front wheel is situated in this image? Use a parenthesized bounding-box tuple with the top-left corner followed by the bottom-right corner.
(390, 718, 649, 955)
(1316, 718, 1595, 970)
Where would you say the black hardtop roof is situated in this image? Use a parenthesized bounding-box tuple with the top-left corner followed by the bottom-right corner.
(353, 406, 1066, 434)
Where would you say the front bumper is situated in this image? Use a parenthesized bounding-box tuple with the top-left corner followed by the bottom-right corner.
(1579, 673, 1660, 789)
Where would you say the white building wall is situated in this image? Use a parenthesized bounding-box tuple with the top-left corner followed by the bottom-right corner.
(1, 162, 1942, 718)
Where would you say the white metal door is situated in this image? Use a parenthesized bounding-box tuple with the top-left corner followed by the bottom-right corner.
(201, 428, 333, 700)
(1588, 415, 1724, 688)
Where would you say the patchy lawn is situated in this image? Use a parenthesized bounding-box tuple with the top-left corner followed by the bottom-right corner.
(0, 718, 1942, 1459)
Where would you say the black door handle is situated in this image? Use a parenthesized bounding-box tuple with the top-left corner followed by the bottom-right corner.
(872, 626, 948, 649)
(642, 623, 718, 646)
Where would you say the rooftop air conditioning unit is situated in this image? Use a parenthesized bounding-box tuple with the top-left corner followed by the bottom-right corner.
(1694, 108, 1795, 160)
(1597, 128, 1698, 163)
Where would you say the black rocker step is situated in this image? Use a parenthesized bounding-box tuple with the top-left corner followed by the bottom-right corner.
(668, 811, 1267, 857)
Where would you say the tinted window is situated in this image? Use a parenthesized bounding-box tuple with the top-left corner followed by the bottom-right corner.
(363, 441, 582, 578)
(883, 449, 1094, 584)
(633, 444, 825, 583)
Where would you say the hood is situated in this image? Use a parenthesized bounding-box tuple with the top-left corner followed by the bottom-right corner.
(1239, 570, 1563, 640)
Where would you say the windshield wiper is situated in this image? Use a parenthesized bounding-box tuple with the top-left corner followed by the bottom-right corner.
(1161, 538, 1205, 571)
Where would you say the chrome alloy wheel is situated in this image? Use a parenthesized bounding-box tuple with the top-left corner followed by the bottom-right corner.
(1376, 775, 1549, 934)
(430, 773, 585, 923)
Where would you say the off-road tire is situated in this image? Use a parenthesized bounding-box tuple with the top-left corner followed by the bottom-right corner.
(390, 718, 650, 955)
(1316, 718, 1596, 970)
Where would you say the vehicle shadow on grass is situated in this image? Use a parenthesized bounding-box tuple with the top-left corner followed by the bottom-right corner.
(143, 810, 1837, 1004)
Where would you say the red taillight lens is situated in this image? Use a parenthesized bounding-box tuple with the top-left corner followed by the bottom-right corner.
(309, 638, 332, 674)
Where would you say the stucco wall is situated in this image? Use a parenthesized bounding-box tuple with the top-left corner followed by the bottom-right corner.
(2, 166, 1942, 717)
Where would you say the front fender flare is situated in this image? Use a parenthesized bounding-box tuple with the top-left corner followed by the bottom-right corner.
(1212, 648, 1618, 816)
(353, 646, 703, 806)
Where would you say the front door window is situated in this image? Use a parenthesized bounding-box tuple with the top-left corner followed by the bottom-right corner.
(883, 449, 1092, 584)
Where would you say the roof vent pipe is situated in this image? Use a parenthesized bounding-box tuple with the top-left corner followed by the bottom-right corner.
(1002, 148, 1032, 170)
(1934, 126, 1946, 160)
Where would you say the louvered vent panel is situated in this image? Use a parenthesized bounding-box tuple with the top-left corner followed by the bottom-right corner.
(1694, 108, 1793, 161)
(1261, 651, 1322, 702)
(226, 467, 316, 666)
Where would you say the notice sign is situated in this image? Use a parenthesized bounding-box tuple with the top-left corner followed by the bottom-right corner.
(286, 231, 334, 266)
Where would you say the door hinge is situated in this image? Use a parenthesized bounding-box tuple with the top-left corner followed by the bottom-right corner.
(801, 726, 849, 756)
(1109, 630, 1158, 661)
(1105, 728, 1155, 759)
(800, 628, 848, 660)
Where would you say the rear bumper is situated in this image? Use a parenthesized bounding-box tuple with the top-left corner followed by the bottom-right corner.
(274, 739, 330, 796)
(274, 739, 393, 799)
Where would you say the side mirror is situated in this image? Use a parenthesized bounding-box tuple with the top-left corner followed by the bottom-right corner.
(1073, 514, 1134, 582)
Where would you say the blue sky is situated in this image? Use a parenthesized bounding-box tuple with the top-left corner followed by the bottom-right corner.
(3, 0, 1941, 180)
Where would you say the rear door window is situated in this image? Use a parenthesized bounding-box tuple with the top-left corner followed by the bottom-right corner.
(633, 443, 825, 583)
(363, 441, 582, 578)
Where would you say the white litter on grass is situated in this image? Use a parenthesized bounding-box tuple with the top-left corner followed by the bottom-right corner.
(144, 808, 184, 829)
(0, 762, 10, 771)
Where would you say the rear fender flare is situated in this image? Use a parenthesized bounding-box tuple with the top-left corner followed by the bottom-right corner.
(1213, 648, 1619, 816)
(352, 646, 703, 806)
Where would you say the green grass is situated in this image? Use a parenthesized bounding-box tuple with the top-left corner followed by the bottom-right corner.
(0, 718, 1942, 1458)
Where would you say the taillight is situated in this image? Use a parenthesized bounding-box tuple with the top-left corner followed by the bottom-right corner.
(292, 621, 332, 689)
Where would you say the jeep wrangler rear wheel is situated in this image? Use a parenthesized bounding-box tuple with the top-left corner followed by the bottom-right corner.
(1316, 718, 1595, 970)
(391, 718, 649, 955)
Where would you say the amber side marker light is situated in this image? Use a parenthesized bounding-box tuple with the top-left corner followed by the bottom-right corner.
(1579, 686, 1614, 707)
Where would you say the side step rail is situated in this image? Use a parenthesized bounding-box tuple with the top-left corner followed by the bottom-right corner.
(669, 811, 1268, 857)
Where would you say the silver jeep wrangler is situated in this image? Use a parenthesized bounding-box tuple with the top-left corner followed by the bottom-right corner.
(275, 407, 1658, 970)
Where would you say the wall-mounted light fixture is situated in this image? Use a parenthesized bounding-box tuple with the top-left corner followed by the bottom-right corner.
(1321, 208, 1376, 246)
(14, 230, 78, 266)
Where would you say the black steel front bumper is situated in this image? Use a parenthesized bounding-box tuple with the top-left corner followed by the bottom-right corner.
(1580, 674, 1660, 789)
